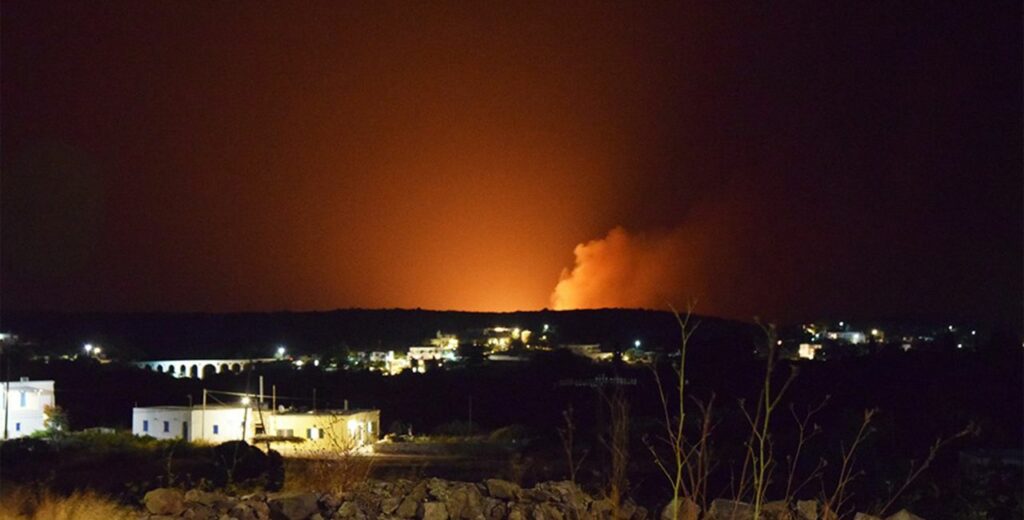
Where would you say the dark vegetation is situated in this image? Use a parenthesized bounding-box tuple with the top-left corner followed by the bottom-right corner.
(0, 433, 283, 501)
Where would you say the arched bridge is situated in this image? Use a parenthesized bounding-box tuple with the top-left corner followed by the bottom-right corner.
(133, 358, 278, 379)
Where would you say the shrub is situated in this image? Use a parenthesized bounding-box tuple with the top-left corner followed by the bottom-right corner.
(0, 486, 135, 520)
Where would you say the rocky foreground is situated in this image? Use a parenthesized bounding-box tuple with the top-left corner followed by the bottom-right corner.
(140, 478, 925, 520)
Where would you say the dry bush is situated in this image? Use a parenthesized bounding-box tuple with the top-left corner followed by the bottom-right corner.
(284, 451, 374, 494)
(282, 414, 374, 494)
(0, 486, 135, 520)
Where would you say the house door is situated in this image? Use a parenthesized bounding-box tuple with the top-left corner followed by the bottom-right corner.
(183, 421, 190, 442)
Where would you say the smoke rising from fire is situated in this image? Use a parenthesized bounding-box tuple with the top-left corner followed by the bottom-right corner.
(550, 180, 825, 321)
(551, 226, 700, 311)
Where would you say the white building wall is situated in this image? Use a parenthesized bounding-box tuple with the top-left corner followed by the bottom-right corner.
(191, 407, 255, 443)
(132, 407, 192, 440)
(1, 380, 56, 438)
(133, 406, 256, 443)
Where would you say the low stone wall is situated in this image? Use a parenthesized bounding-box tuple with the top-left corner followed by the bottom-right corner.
(141, 478, 642, 520)
(140, 479, 927, 520)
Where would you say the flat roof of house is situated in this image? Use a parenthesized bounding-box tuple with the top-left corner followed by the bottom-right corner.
(272, 408, 378, 416)
(133, 405, 248, 411)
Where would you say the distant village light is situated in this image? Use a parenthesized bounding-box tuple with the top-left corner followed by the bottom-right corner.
(83, 343, 94, 353)
(634, 339, 641, 348)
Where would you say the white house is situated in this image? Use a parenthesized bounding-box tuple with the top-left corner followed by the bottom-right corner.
(132, 404, 380, 454)
(132, 405, 258, 443)
(1, 379, 56, 438)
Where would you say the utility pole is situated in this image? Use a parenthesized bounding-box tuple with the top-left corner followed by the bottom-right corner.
(202, 388, 207, 442)
(2, 344, 8, 440)
(312, 388, 317, 412)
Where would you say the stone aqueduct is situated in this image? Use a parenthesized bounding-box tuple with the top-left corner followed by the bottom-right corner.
(133, 358, 277, 380)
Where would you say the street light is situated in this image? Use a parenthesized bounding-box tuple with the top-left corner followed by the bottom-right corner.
(276, 346, 286, 357)
(83, 343, 94, 354)
(634, 339, 641, 348)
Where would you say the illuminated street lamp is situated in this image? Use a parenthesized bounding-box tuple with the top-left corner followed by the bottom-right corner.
(83, 343, 94, 354)
(276, 346, 286, 358)
(240, 396, 251, 405)
(634, 339, 641, 348)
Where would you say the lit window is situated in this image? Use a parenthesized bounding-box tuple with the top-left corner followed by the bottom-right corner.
(163, 421, 170, 433)
(143, 420, 149, 432)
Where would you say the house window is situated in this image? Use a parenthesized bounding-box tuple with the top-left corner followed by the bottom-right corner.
(15, 422, 20, 432)
(19, 391, 26, 407)
(276, 429, 294, 437)
(213, 425, 219, 434)
(307, 428, 322, 440)
(367, 421, 374, 433)
(163, 421, 170, 433)
(143, 420, 149, 432)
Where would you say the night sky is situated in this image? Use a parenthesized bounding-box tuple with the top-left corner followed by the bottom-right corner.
(2, 2, 1020, 324)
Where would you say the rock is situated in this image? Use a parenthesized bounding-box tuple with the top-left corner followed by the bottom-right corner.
(268, 492, 320, 520)
(523, 488, 556, 503)
(706, 499, 754, 520)
(763, 500, 793, 520)
(230, 500, 272, 520)
(382, 496, 402, 515)
(796, 500, 818, 520)
(632, 506, 648, 520)
(408, 482, 429, 503)
(320, 493, 344, 512)
(243, 492, 269, 503)
(445, 484, 485, 520)
(659, 498, 699, 520)
(310, 514, 325, 520)
(337, 501, 366, 520)
(483, 498, 506, 520)
(540, 502, 566, 520)
(183, 503, 221, 520)
(420, 502, 450, 520)
(484, 479, 521, 500)
(428, 479, 451, 500)
(590, 498, 614, 519)
(186, 489, 226, 507)
(853, 514, 882, 520)
(145, 488, 187, 516)
(508, 506, 527, 520)
(398, 497, 421, 518)
(616, 500, 637, 520)
(885, 511, 924, 520)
